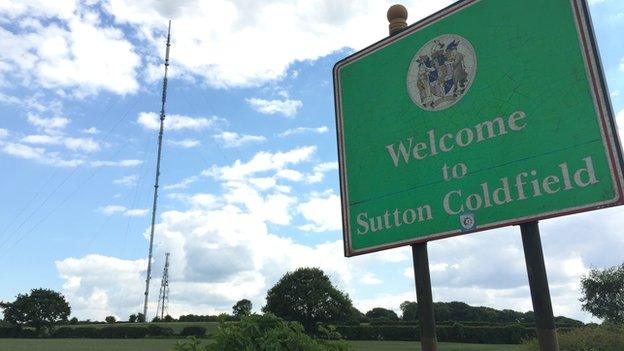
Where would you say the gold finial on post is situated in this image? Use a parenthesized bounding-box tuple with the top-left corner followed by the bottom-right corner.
(387, 4, 408, 36)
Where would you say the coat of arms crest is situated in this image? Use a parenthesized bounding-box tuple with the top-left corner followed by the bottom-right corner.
(407, 34, 477, 111)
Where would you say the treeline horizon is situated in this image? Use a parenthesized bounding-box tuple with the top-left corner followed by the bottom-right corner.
(69, 300, 584, 328)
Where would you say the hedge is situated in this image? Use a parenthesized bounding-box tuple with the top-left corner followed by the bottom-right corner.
(51, 326, 148, 338)
(0, 326, 40, 338)
(335, 324, 537, 344)
(180, 326, 207, 337)
(147, 324, 174, 337)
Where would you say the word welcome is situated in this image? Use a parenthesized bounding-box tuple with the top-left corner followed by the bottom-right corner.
(385, 111, 527, 167)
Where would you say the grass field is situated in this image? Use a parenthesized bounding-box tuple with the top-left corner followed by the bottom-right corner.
(0, 339, 523, 351)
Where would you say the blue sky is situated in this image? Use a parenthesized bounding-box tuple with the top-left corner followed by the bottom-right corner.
(0, 0, 623, 322)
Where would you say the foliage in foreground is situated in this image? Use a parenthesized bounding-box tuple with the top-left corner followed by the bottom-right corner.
(521, 324, 624, 351)
(174, 314, 351, 351)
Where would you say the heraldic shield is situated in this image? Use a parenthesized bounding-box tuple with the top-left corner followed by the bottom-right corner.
(407, 34, 477, 112)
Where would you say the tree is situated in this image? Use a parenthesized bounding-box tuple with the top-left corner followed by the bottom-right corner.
(365, 307, 399, 321)
(105, 315, 116, 324)
(400, 301, 418, 321)
(580, 263, 624, 324)
(232, 299, 252, 319)
(263, 267, 356, 332)
(0, 288, 70, 332)
(69, 317, 78, 325)
(163, 315, 174, 322)
(128, 314, 137, 323)
(137, 313, 146, 323)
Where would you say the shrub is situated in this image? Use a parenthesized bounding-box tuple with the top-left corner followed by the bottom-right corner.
(147, 324, 174, 337)
(209, 313, 351, 350)
(521, 324, 624, 351)
(180, 326, 207, 338)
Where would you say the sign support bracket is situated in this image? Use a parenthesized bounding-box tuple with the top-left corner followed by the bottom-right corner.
(520, 221, 560, 351)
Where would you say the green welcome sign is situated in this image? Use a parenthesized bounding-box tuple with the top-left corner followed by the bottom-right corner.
(333, 0, 624, 257)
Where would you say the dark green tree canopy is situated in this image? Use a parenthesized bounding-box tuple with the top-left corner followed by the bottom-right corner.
(0, 288, 70, 331)
(105, 315, 116, 324)
(365, 307, 399, 321)
(400, 301, 418, 321)
(128, 314, 137, 323)
(399, 300, 581, 325)
(232, 299, 252, 318)
(580, 263, 624, 324)
(262, 267, 356, 331)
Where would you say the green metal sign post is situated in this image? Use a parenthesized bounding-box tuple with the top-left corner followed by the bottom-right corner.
(334, 1, 624, 350)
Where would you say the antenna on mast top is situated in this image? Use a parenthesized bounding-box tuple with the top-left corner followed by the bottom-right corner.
(143, 20, 171, 321)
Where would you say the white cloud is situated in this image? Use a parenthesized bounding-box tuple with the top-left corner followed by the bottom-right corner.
(90, 159, 143, 167)
(82, 127, 100, 135)
(298, 191, 342, 232)
(163, 176, 199, 190)
(56, 254, 147, 320)
(187, 193, 219, 209)
(213, 131, 266, 148)
(137, 112, 222, 131)
(278, 126, 328, 137)
(205, 146, 316, 181)
(21, 134, 100, 153)
(0, 10, 140, 95)
(124, 209, 149, 217)
(21, 134, 61, 145)
(99, 205, 149, 217)
(360, 273, 382, 285)
(102, 0, 454, 88)
(63, 137, 100, 153)
(306, 161, 338, 183)
(57, 205, 362, 318)
(0, 141, 84, 167)
(0, 1, 77, 20)
(275, 169, 305, 182)
(113, 175, 138, 187)
(0, 128, 8, 138)
(168, 138, 200, 148)
(27, 114, 70, 132)
(247, 98, 302, 118)
(99, 205, 126, 215)
(620, 57, 624, 72)
(2, 142, 45, 160)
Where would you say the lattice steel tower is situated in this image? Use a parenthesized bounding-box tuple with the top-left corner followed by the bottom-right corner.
(142, 20, 171, 320)
(156, 252, 171, 320)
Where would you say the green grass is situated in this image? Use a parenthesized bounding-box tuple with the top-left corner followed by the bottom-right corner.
(349, 341, 522, 350)
(0, 338, 184, 351)
(0, 339, 522, 351)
